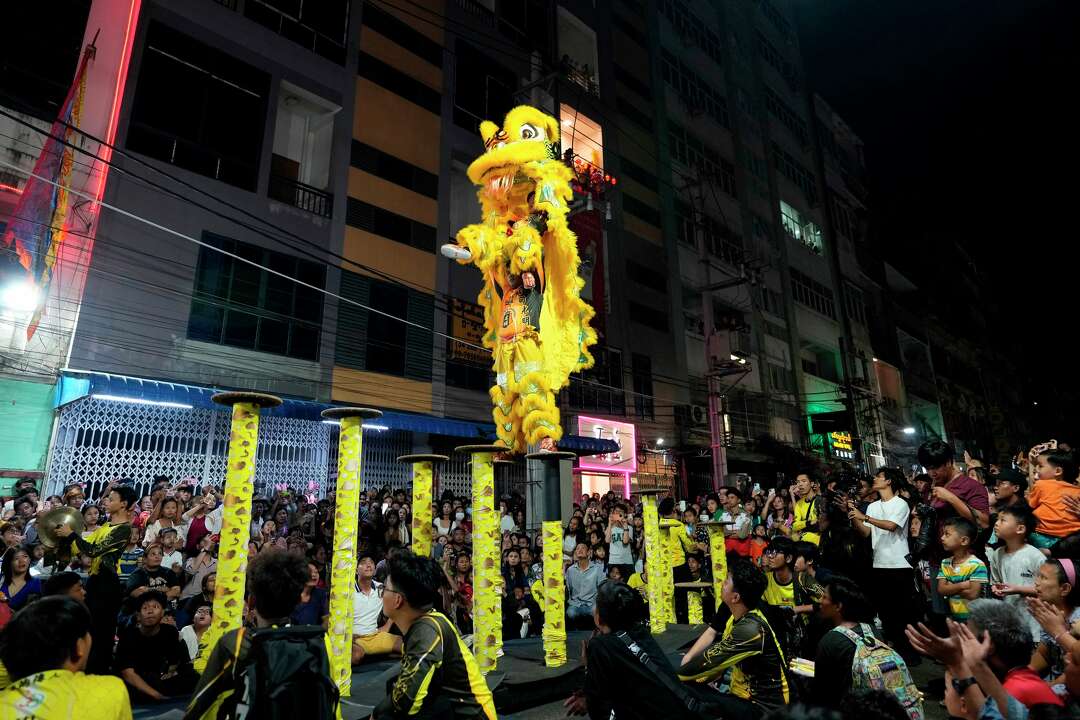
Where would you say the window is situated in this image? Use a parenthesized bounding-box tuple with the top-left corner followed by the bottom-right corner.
(566, 347, 626, 416)
(612, 14, 647, 48)
(768, 362, 794, 393)
(351, 142, 438, 198)
(703, 215, 742, 265)
(779, 200, 822, 254)
(445, 299, 490, 391)
(359, 52, 441, 114)
(336, 271, 434, 381)
(660, 50, 730, 128)
(843, 282, 867, 326)
(560, 104, 603, 169)
(669, 124, 737, 197)
(187, 233, 324, 360)
(757, 0, 796, 45)
(803, 349, 839, 382)
(269, 82, 337, 216)
(771, 143, 817, 203)
(362, 3, 442, 67)
(622, 193, 661, 227)
(762, 288, 785, 317)
(127, 22, 270, 191)
(752, 214, 773, 244)
(790, 269, 836, 320)
(632, 353, 655, 420)
(755, 30, 800, 91)
(675, 199, 696, 247)
(346, 198, 436, 253)
(616, 97, 654, 132)
(453, 41, 515, 132)
(619, 155, 658, 192)
(627, 260, 667, 293)
(558, 7, 599, 96)
(765, 321, 788, 341)
(657, 1, 723, 65)
(763, 86, 808, 146)
(615, 66, 650, 100)
(629, 301, 669, 332)
(244, 0, 349, 64)
(830, 196, 856, 239)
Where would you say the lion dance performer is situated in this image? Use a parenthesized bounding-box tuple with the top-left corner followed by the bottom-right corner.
(443, 106, 596, 453)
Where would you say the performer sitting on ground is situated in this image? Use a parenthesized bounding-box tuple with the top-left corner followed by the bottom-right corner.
(352, 552, 403, 664)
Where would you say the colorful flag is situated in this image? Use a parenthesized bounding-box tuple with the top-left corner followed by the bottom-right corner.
(0, 43, 92, 338)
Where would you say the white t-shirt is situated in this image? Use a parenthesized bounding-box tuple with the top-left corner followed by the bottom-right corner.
(866, 496, 911, 569)
(353, 580, 383, 636)
(989, 544, 1044, 639)
(609, 525, 634, 565)
(161, 550, 184, 573)
(500, 515, 517, 534)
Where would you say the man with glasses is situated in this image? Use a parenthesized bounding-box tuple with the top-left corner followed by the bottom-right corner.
(352, 552, 402, 665)
(375, 549, 496, 720)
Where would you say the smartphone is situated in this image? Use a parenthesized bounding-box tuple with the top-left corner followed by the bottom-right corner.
(678, 500, 686, 512)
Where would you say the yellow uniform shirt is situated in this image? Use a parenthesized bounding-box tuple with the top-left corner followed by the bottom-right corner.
(1, 669, 131, 719)
(628, 572, 648, 603)
(660, 519, 694, 569)
(764, 571, 795, 609)
(792, 497, 820, 545)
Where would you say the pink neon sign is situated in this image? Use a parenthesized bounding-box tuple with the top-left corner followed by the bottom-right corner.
(575, 416, 636, 474)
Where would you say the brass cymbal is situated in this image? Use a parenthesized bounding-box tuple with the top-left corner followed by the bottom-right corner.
(38, 506, 85, 548)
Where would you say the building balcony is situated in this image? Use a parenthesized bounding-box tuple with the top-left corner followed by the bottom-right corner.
(268, 175, 333, 218)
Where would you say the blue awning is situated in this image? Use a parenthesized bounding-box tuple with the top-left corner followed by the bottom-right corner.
(55, 370, 621, 455)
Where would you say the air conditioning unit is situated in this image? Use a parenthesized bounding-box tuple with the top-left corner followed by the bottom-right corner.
(690, 404, 708, 427)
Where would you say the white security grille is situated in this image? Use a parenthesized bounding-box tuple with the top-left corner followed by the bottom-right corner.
(326, 428, 412, 494)
(47, 397, 336, 498)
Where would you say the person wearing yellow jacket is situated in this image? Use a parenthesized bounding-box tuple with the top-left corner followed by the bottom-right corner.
(659, 497, 703, 624)
(791, 473, 822, 545)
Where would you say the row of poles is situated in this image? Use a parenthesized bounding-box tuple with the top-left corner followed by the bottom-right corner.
(191, 391, 729, 696)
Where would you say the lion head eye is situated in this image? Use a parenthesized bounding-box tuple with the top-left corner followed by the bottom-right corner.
(519, 123, 541, 140)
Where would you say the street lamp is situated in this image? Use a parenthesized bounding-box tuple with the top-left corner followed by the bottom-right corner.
(0, 280, 38, 313)
(656, 438, 664, 446)
(902, 427, 916, 435)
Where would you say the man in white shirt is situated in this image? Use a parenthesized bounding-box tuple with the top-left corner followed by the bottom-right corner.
(848, 467, 918, 661)
(352, 553, 403, 664)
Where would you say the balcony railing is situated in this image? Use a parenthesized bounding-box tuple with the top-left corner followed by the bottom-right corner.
(455, 0, 495, 27)
(269, 175, 333, 218)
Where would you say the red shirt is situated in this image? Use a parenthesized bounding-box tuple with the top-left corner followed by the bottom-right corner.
(1002, 667, 1063, 707)
(931, 473, 990, 564)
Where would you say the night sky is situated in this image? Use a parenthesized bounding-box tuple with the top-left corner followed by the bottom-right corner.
(797, 0, 1080, 420)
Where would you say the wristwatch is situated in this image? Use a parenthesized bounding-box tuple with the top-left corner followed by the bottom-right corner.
(951, 676, 978, 693)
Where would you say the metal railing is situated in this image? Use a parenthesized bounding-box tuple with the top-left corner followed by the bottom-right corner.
(269, 175, 333, 218)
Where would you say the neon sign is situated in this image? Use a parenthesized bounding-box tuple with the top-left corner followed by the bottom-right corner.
(575, 416, 637, 474)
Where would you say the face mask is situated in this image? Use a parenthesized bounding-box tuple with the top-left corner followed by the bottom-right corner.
(455, 512, 465, 521)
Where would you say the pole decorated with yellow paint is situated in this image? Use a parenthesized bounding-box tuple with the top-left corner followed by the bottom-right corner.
(457, 445, 504, 673)
(323, 407, 383, 697)
(398, 454, 447, 558)
(687, 589, 704, 625)
(702, 521, 729, 611)
(639, 490, 666, 634)
(658, 518, 682, 625)
(529, 450, 574, 667)
(195, 392, 281, 673)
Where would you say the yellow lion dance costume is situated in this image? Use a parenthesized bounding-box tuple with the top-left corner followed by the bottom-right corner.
(448, 106, 597, 454)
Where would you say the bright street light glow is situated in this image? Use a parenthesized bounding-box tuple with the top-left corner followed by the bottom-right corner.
(656, 438, 664, 445)
(92, 394, 194, 409)
(902, 427, 916, 435)
(321, 420, 389, 431)
(0, 280, 39, 313)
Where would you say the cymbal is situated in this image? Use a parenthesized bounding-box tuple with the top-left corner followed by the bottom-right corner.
(38, 506, 85, 548)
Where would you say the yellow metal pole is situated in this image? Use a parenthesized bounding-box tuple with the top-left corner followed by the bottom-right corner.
(398, 454, 447, 559)
(527, 450, 575, 667)
(195, 391, 281, 673)
(323, 407, 383, 697)
(702, 521, 729, 611)
(687, 590, 704, 625)
(640, 491, 666, 634)
(658, 517, 681, 626)
(457, 444, 505, 674)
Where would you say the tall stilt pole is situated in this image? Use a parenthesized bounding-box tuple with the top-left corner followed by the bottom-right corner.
(658, 517, 681, 625)
(528, 450, 575, 667)
(397, 454, 448, 558)
(195, 391, 281, 673)
(456, 444, 506, 674)
(701, 521, 730, 611)
(639, 490, 666, 635)
(323, 407, 383, 697)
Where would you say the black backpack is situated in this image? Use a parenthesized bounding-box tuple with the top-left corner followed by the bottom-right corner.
(232, 626, 339, 720)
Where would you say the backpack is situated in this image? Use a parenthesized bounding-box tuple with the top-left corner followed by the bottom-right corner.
(232, 625, 339, 720)
(833, 624, 923, 720)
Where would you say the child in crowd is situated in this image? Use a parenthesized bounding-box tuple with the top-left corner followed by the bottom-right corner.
(1027, 449, 1080, 550)
(936, 516, 988, 621)
(989, 504, 1044, 638)
(749, 524, 768, 567)
(158, 527, 184, 576)
(627, 557, 649, 605)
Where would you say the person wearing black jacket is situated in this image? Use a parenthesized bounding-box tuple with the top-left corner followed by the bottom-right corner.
(565, 581, 720, 720)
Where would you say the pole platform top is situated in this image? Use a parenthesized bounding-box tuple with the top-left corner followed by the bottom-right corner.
(698, 520, 734, 526)
(454, 444, 508, 455)
(523, 451, 576, 462)
(674, 581, 714, 589)
(320, 407, 383, 420)
(211, 391, 282, 408)
(397, 454, 449, 464)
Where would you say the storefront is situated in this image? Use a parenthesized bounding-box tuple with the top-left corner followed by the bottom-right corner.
(572, 416, 636, 499)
